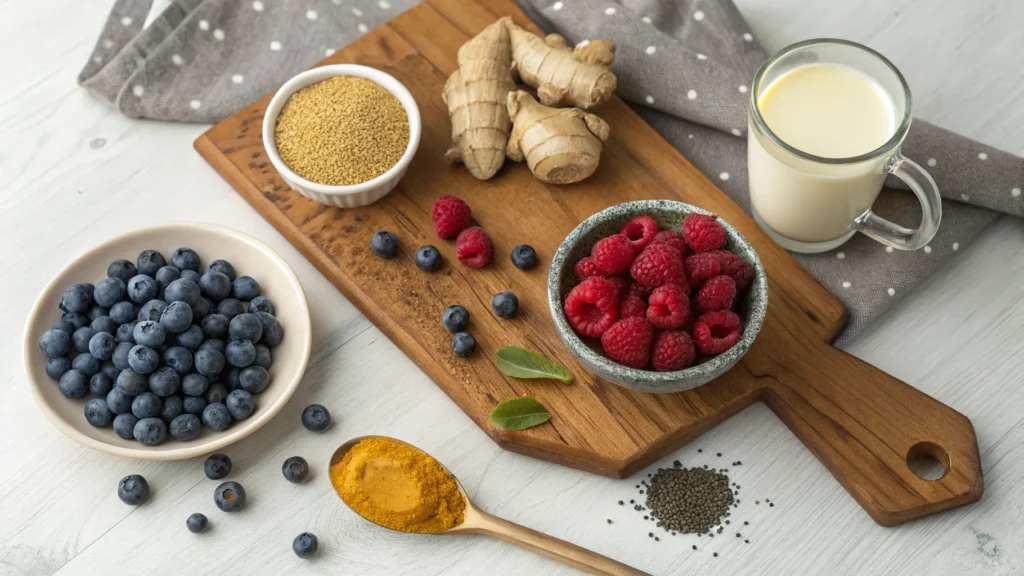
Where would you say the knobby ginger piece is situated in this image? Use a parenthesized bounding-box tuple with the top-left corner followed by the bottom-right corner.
(506, 90, 610, 184)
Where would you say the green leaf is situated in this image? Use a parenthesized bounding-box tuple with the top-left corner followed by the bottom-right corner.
(494, 346, 573, 384)
(490, 397, 552, 431)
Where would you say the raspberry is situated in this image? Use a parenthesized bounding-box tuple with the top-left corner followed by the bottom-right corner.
(682, 213, 726, 253)
(620, 215, 658, 253)
(619, 295, 647, 319)
(645, 284, 690, 329)
(605, 276, 629, 300)
(692, 310, 743, 355)
(456, 227, 494, 267)
(696, 275, 737, 312)
(651, 230, 689, 259)
(591, 234, 635, 275)
(600, 318, 653, 369)
(711, 250, 755, 290)
(574, 257, 599, 282)
(431, 195, 471, 239)
(628, 281, 653, 302)
(563, 276, 620, 338)
(684, 252, 723, 287)
(651, 331, 696, 372)
(630, 242, 686, 289)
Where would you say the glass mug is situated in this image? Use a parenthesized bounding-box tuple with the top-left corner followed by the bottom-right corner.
(747, 39, 941, 254)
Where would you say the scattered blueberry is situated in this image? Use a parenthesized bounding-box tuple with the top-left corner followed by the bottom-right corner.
(112, 342, 134, 370)
(511, 244, 538, 270)
(229, 314, 262, 343)
(204, 453, 232, 479)
(183, 395, 208, 416)
(165, 278, 200, 306)
(208, 259, 237, 280)
(370, 230, 398, 259)
(149, 366, 181, 397)
(198, 271, 231, 302)
(107, 259, 138, 283)
(46, 357, 72, 380)
(160, 394, 184, 422)
(441, 305, 470, 333)
(186, 512, 208, 534)
(93, 277, 127, 308)
(282, 456, 309, 483)
(195, 348, 226, 377)
(72, 327, 96, 353)
(129, 321, 163, 349)
(52, 320, 76, 335)
(117, 474, 150, 505)
(160, 301, 193, 333)
(215, 299, 244, 319)
(181, 373, 209, 397)
(415, 245, 442, 271)
(133, 417, 167, 445)
(491, 291, 518, 319)
(198, 338, 226, 355)
(127, 275, 159, 304)
(191, 296, 211, 320)
(205, 382, 230, 405)
(88, 331, 117, 360)
(90, 371, 115, 396)
(248, 296, 274, 315)
(231, 276, 261, 300)
(154, 265, 181, 291)
(301, 404, 331, 432)
(163, 346, 194, 375)
(214, 481, 246, 512)
(60, 283, 93, 314)
(137, 250, 166, 277)
(132, 392, 163, 419)
(107, 386, 135, 414)
(201, 314, 230, 339)
(90, 315, 117, 336)
(117, 368, 149, 395)
(180, 269, 200, 284)
(225, 389, 255, 421)
(128, 345, 160, 375)
(59, 369, 88, 398)
(72, 352, 101, 377)
(226, 340, 256, 368)
(254, 312, 283, 347)
(38, 329, 72, 358)
(170, 413, 201, 441)
(292, 532, 318, 559)
(62, 311, 89, 329)
(202, 402, 231, 431)
(137, 299, 168, 322)
(109, 301, 136, 325)
(252, 345, 272, 370)
(113, 413, 139, 439)
(239, 366, 269, 394)
(452, 332, 476, 357)
(171, 247, 201, 271)
(84, 399, 113, 427)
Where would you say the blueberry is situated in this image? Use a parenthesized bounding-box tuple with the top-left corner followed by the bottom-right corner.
(84, 399, 113, 427)
(58, 370, 88, 398)
(100, 362, 120, 381)
(191, 296, 211, 320)
(137, 299, 168, 322)
(442, 305, 469, 332)
(106, 386, 135, 414)
(90, 315, 117, 335)
(207, 259, 237, 281)
(93, 277, 126, 308)
(225, 389, 255, 420)
(46, 357, 72, 380)
(39, 329, 72, 357)
(137, 250, 166, 277)
(204, 453, 232, 479)
(168, 247, 200, 271)
(185, 512, 208, 534)
(113, 413, 139, 439)
(132, 392, 163, 419)
(253, 345, 272, 369)
(370, 230, 398, 259)
(282, 456, 309, 483)
(128, 345, 160, 375)
(154, 265, 181, 291)
(292, 533, 318, 559)
(115, 322, 136, 345)
(415, 245, 442, 271)
(133, 417, 167, 445)
(202, 402, 231, 432)
(88, 331, 117, 360)
(213, 481, 246, 512)
(226, 340, 256, 368)
(239, 366, 269, 394)
(170, 413, 201, 441)
(108, 259, 138, 283)
(60, 283, 93, 314)
(231, 276, 261, 301)
(200, 314, 230, 339)
(109, 301, 135, 325)
(226, 367, 242, 390)
(249, 296, 274, 315)
(52, 320, 76, 335)
(451, 332, 476, 357)
(117, 368, 149, 395)
(62, 312, 89, 330)
(160, 301, 193, 333)
(181, 373, 209, 396)
(491, 291, 518, 319)
(72, 327, 96, 353)
(183, 395, 208, 416)
(254, 312, 283, 347)
(205, 382, 230, 404)
(160, 395, 184, 423)
(228, 314, 262, 343)
(198, 271, 231, 302)
(165, 278, 200, 306)
(301, 404, 331, 432)
(90, 371, 114, 396)
(87, 305, 109, 321)
(198, 338, 226, 356)
(127, 275, 158, 304)
(182, 270, 202, 284)
(112, 342, 134, 370)
(72, 352, 100, 377)
(511, 244, 538, 269)
(117, 474, 150, 505)
(195, 348, 226, 377)
(216, 299, 244, 319)
(148, 366, 180, 397)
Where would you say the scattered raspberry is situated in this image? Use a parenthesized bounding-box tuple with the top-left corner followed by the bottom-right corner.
(619, 295, 647, 319)
(605, 276, 630, 300)
(692, 310, 743, 355)
(431, 195, 471, 239)
(600, 318, 653, 369)
(628, 281, 653, 302)
(696, 275, 737, 312)
(651, 331, 696, 372)
(651, 230, 689, 259)
(646, 284, 690, 330)
(591, 234, 635, 275)
(682, 213, 726, 253)
(574, 257, 599, 282)
(710, 250, 754, 290)
(456, 227, 494, 267)
(630, 243, 686, 289)
(684, 252, 723, 287)
(563, 276, 621, 338)
(620, 215, 658, 253)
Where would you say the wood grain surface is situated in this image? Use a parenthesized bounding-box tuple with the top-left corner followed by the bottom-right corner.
(194, 0, 982, 525)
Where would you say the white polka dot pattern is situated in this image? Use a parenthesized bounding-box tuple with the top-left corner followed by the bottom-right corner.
(604, 7, 616, 15)
(190, 100, 201, 110)
(927, 158, 937, 167)
(132, 85, 144, 97)
(719, 172, 730, 181)
(978, 152, 988, 160)
(694, 10, 705, 21)
(686, 90, 696, 100)
(306, 10, 318, 20)
(120, 16, 133, 26)
(645, 46, 656, 55)
(231, 74, 244, 84)
(270, 40, 282, 51)
(252, 1, 263, 11)
(199, 20, 209, 31)
(213, 29, 225, 40)
(172, 54, 183, 66)
(645, 96, 654, 104)
(552, 1, 563, 9)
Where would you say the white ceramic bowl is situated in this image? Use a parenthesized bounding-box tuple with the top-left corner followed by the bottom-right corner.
(22, 222, 312, 460)
(262, 64, 422, 208)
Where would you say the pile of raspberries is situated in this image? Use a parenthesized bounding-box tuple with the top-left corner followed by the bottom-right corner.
(562, 213, 754, 371)
(432, 195, 494, 267)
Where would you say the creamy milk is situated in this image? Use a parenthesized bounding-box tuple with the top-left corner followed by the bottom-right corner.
(748, 63, 898, 244)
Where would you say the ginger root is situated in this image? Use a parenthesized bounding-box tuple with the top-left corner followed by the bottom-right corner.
(442, 18, 516, 180)
(506, 21, 616, 109)
(506, 90, 610, 184)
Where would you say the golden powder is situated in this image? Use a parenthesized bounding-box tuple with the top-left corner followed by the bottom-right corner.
(274, 76, 410, 186)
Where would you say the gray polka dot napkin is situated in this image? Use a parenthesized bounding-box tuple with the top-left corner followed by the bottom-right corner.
(80, 0, 1023, 343)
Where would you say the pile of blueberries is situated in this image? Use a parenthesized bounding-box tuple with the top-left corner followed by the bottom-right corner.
(37, 247, 284, 446)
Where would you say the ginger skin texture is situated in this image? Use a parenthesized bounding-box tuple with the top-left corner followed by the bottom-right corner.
(506, 90, 610, 184)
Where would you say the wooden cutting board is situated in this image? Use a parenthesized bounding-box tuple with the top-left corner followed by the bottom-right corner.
(194, 0, 982, 526)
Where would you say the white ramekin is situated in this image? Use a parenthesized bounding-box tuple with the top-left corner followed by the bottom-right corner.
(262, 64, 422, 208)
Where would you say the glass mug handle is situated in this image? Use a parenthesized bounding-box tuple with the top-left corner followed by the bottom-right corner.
(852, 153, 942, 250)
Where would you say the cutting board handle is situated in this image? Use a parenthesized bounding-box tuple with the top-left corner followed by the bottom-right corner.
(756, 340, 983, 525)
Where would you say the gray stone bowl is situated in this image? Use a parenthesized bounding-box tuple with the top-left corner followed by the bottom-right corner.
(548, 200, 768, 394)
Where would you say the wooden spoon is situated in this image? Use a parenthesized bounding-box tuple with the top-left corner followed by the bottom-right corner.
(329, 436, 649, 576)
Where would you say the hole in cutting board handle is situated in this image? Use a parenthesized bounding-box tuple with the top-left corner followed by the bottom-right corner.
(906, 441, 949, 481)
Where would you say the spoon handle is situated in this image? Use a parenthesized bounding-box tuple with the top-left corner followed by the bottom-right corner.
(462, 510, 649, 576)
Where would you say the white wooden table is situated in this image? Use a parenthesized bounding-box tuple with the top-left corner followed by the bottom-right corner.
(2, 1, 1022, 574)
